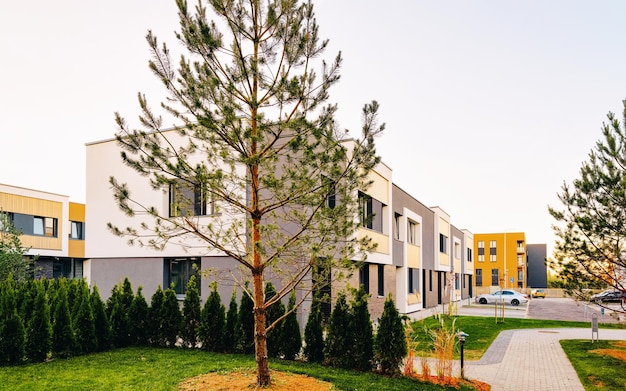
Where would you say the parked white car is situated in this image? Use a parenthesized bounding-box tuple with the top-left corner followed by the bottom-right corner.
(475, 290, 529, 306)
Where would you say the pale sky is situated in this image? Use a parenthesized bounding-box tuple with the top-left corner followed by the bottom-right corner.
(2, 1, 626, 255)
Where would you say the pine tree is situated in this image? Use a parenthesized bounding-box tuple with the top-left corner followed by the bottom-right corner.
(280, 290, 302, 360)
(323, 292, 351, 368)
(90, 285, 111, 351)
(304, 292, 324, 363)
(72, 280, 97, 355)
(148, 286, 165, 346)
(181, 276, 201, 348)
(52, 280, 75, 358)
(236, 282, 254, 354)
(129, 286, 149, 346)
(350, 286, 373, 371)
(264, 282, 285, 358)
(199, 282, 225, 352)
(108, 0, 383, 384)
(25, 280, 52, 363)
(224, 288, 238, 353)
(161, 288, 182, 347)
(375, 295, 407, 376)
(108, 285, 131, 348)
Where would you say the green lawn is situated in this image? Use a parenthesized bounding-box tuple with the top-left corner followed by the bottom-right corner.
(0, 347, 476, 391)
(561, 339, 626, 391)
(410, 315, 623, 360)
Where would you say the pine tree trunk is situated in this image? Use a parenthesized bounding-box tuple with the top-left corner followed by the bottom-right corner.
(253, 270, 270, 386)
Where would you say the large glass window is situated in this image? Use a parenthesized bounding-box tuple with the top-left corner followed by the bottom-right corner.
(467, 248, 473, 262)
(33, 216, 57, 237)
(377, 264, 384, 297)
(439, 234, 447, 253)
(408, 220, 419, 245)
(476, 269, 482, 286)
(491, 268, 499, 286)
(165, 258, 201, 297)
(394, 213, 401, 240)
(70, 221, 84, 239)
(169, 181, 212, 217)
(359, 263, 370, 294)
(358, 192, 373, 229)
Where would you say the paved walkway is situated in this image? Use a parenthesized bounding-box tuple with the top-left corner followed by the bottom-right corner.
(413, 298, 626, 391)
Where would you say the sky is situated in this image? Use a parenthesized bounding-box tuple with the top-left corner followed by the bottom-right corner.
(2, 1, 626, 256)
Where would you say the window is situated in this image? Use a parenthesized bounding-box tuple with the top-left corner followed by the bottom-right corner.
(53, 258, 83, 279)
(478, 254, 484, 262)
(377, 264, 384, 296)
(359, 263, 370, 293)
(394, 213, 401, 240)
(476, 269, 482, 286)
(454, 242, 460, 259)
(491, 268, 499, 286)
(323, 176, 336, 209)
(166, 258, 201, 297)
(429, 270, 433, 291)
(518, 270, 523, 281)
(489, 240, 496, 250)
(408, 268, 419, 294)
(358, 192, 373, 229)
(454, 273, 459, 290)
(516, 240, 524, 251)
(439, 234, 447, 253)
(169, 181, 212, 217)
(478, 241, 484, 249)
(69, 221, 84, 240)
(408, 220, 418, 245)
(467, 248, 473, 262)
(33, 216, 57, 237)
(0, 212, 13, 231)
(490, 254, 497, 262)
(477, 241, 484, 261)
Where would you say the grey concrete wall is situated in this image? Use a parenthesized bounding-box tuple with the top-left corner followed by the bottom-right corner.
(527, 243, 548, 288)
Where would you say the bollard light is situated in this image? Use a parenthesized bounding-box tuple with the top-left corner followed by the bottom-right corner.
(457, 331, 469, 379)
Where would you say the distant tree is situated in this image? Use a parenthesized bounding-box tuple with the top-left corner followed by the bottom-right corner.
(304, 292, 324, 363)
(181, 276, 201, 348)
(52, 280, 75, 358)
(107, 0, 382, 385)
(25, 281, 52, 363)
(148, 286, 165, 346)
(224, 288, 238, 353)
(0, 212, 32, 282)
(375, 295, 407, 376)
(549, 99, 626, 312)
(161, 287, 182, 347)
(72, 280, 97, 355)
(349, 286, 373, 371)
(90, 285, 111, 351)
(0, 277, 26, 365)
(236, 282, 255, 354)
(279, 290, 302, 360)
(323, 292, 351, 368)
(199, 282, 225, 352)
(129, 286, 150, 346)
(264, 282, 285, 358)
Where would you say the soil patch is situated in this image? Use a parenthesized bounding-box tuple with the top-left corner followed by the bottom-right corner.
(178, 369, 333, 391)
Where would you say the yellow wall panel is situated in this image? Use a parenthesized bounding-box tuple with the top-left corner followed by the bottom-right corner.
(439, 217, 449, 234)
(439, 253, 449, 266)
(68, 239, 85, 258)
(407, 292, 421, 305)
(69, 202, 85, 222)
(365, 170, 389, 204)
(21, 235, 62, 251)
(357, 227, 389, 254)
(0, 193, 62, 219)
(407, 243, 420, 268)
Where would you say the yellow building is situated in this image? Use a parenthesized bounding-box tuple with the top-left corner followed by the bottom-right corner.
(473, 232, 526, 291)
(0, 183, 85, 279)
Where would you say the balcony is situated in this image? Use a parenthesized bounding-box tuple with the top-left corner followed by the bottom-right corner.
(516, 245, 525, 254)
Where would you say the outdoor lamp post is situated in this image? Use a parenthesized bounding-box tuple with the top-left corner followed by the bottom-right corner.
(457, 331, 469, 378)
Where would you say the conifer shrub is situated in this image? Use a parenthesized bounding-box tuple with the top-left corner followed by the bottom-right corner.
(72, 280, 97, 355)
(0, 278, 26, 365)
(304, 292, 324, 363)
(199, 282, 225, 352)
(181, 276, 201, 348)
(148, 286, 165, 347)
(129, 286, 150, 346)
(279, 290, 301, 360)
(235, 281, 254, 354)
(90, 285, 111, 351)
(323, 292, 351, 368)
(52, 280, 76, 358)
(264, 282, 285, 358)
(161, 287, 182, 347)
(25, 280, 52, 363)
(224, 288, 238, 353)
(375, 294, 407, 376)
(350, 285, 374, 371)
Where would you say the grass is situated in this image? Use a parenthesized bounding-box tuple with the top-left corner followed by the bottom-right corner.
(410, 315, 623, 360)
(0, 347, 477, 391)
(561, 340, 626, 391)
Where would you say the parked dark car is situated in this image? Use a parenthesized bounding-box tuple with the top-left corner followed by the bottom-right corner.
(590, 290, 625, 303)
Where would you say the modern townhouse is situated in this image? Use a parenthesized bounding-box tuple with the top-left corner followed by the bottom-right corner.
(473, 232, 527, 293)
(0, 183, 86, 279)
